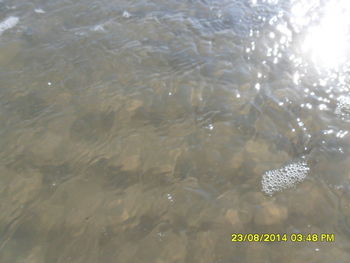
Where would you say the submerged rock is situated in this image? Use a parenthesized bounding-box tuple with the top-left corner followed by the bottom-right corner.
(225, 209, 240, 226)
(254, 202, 288, 226)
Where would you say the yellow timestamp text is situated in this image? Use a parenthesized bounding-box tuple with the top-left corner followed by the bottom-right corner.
(231, 233, 335, 242)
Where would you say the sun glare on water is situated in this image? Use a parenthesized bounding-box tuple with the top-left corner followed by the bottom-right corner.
(297, 0, 350, 70)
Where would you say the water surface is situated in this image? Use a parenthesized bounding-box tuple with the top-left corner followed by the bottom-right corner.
(1, 0, 350, 262)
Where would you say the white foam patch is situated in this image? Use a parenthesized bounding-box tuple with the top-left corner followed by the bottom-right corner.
(122, 11, 131, 18)
(335, 96, 350, 119)
(92, 24, 105, 32)
(34, 8, 46, 14)
(262, 161, 310, 196)
(0, 16, 19, 35)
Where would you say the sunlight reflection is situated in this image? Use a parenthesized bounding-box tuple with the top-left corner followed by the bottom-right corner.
(290, 0, 320, 32)
(296, 0, 350, 70)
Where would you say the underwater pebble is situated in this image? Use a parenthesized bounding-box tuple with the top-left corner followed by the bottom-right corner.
(119, 155, 140, 172)
(228, 152, 244, 170)
(126, 99, 143, 112)
(225, 209, 240, 225)
(254, 202, 288, 225)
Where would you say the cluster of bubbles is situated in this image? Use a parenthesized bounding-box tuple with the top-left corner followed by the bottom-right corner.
(335, 96, 350, 121)
(261, 161, 310, 195)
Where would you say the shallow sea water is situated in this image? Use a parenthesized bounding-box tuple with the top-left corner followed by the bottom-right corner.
(1, 0, 350, 262)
